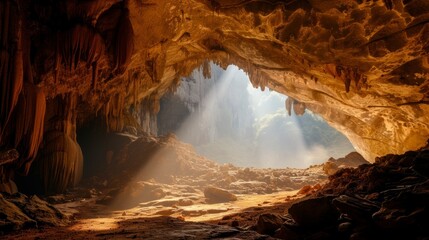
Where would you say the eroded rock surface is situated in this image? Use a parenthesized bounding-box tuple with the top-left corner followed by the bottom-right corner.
(0, 193, 68, 233)
(249, 146, 429, 240)
(1, 1, 429, 191)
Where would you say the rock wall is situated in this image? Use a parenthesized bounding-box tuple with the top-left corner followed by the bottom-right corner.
(0, 0, 428, 192)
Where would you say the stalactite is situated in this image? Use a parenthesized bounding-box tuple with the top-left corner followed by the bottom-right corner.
(13, 83, 46, 174)
(0, 0, 23, 142)
(0, 1, 49, 184)
(91, 61, 98, 90)
(345, 77, 351, 92)
(285, 97, 306, 116)
(58, 24, 105, 81)
(260, 76, 267, 91)
(113, 8, 134, 74)
(248, 68, 261, 89)
(325, 64, 366, 93)
(285, 97, 293, 116)
(202, 60, 211, 79)
(103, 93, 127, 132)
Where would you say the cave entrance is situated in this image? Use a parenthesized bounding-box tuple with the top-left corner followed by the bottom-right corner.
(157, 62, 355, 169)
(98, 62, 364, 216)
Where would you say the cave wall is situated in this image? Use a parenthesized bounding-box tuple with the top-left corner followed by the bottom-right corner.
(0, 0, 429, 192)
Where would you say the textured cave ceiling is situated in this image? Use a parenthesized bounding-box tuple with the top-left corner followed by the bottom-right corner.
(1, 0, 429, 182)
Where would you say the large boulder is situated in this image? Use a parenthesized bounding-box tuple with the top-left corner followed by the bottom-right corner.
(6, 193, 68, 227)
(288, 196, 339, 227)
(332, 195, 380, 223)
(204, 186, 237, 203)
(0, 193, 68, 232)
(0, 194, 36, 231)
(256, 213, 284, 235)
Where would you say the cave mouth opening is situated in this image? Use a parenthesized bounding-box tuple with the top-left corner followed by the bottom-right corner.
(94, 62, 366, 212)
(8, 61, 366, 219)
(158, 62, 356, 169)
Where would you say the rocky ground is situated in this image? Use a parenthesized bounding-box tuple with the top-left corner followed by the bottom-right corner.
(7, 134, 426, 240)
(241, 147, 429, 240)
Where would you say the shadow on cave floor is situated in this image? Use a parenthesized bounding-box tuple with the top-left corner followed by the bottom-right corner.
(3, 191, 303, 240)
(2, 133, 373, 240)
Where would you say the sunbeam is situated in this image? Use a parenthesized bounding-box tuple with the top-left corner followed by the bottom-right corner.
(162, 62, 355, 169)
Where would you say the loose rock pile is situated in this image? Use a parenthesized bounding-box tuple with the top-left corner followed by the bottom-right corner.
(0, 193, 68, 233)
(94, 134, 329, 207)
(254, 149, 429, 239)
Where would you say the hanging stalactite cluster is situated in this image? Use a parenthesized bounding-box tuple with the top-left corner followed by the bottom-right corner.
(14, 83, 46, 175)
(0, 0, 24, 144)
(1, 1, 47, 192)
(113, 8, 134, 74)
(17, 2, 137, 193)
(324, 64, 368, 93)
(56, 24, 106, 86)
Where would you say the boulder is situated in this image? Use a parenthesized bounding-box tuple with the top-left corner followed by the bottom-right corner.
(323, 161, 339, 175)
(6, 193, 69, 227)
(116, 181, 166, 206)
(255, 213, 284, 235)
(288, 196, 339, 227)
(372, 189, 429, 231)
(204, 186, 237, 203)
(0, 194, 36, 232)
(273, 225, 302, 240)
(332, 195, 380, 223)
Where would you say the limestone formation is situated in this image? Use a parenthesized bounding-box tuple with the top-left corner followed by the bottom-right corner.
(0, 0, 428, 192)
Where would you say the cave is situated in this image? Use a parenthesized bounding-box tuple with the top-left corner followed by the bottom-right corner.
(1, 0, 429, 239)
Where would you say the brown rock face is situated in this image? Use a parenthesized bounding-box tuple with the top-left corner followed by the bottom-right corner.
(0, 0, 429, 191)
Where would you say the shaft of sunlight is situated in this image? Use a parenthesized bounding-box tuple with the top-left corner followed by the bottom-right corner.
(175, 65, 237, 143)
(247, 84, 329, 168)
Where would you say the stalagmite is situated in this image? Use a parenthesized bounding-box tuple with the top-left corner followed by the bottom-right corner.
(0, 149, 19, 193)
(36, 94, 82, 193)
(39, 131, 83, 193)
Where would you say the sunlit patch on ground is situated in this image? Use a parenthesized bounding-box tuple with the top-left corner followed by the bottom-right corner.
(68, 217, 119, 232)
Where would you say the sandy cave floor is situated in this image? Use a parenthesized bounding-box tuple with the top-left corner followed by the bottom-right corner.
(4, 189, 305, 240)
(3, 135, 364, 239)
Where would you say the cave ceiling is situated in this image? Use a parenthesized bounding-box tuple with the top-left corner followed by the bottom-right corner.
(1, 0, 429, 167)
